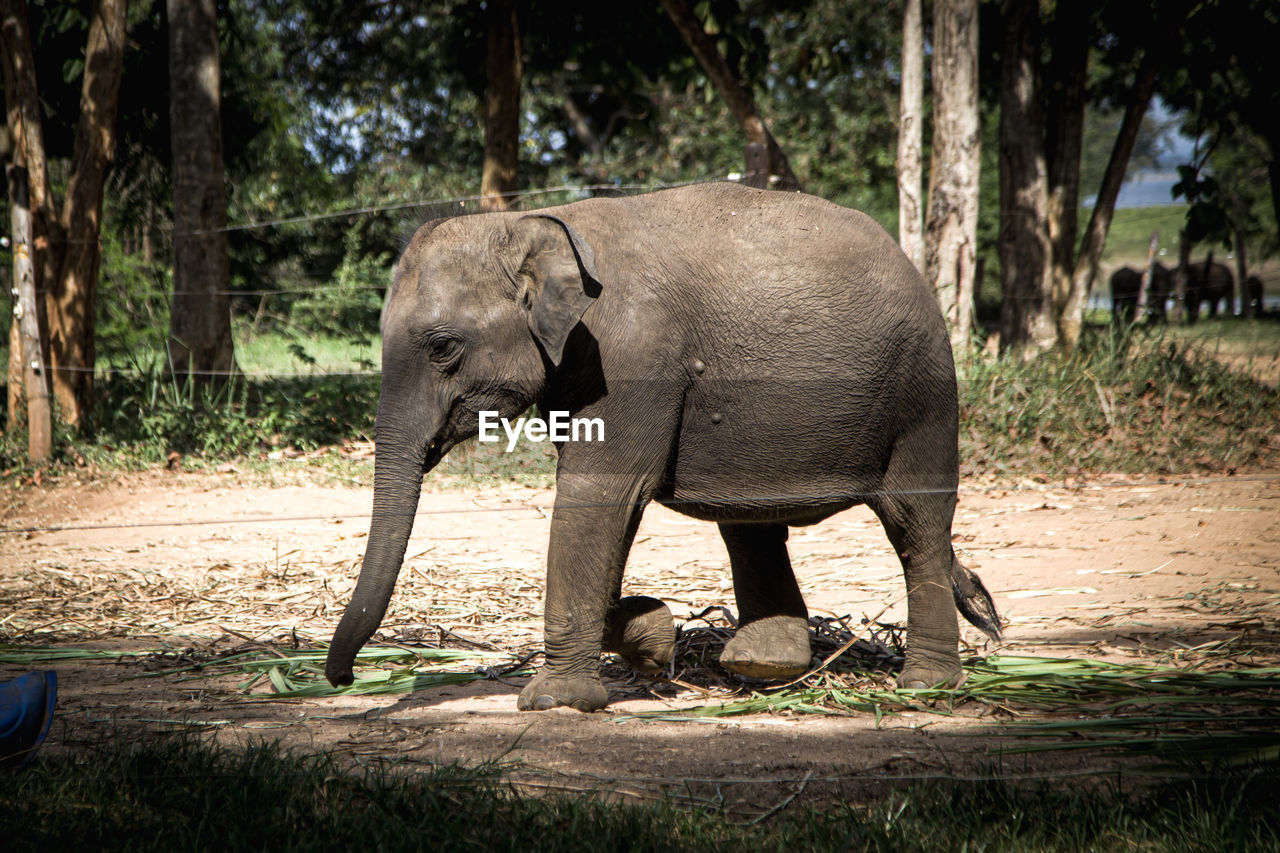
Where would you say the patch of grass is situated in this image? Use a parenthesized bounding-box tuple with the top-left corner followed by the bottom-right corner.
(959, 329, 1280, 479)
(1099, 205, 1190, 267)
(1159, 315, 1280, 361)
(233, 329, 381, 377)
(627, 651, 1280, 766)
(3, 735, 1277, 851)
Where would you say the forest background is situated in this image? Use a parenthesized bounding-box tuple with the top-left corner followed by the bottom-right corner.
(1, 0, 1277, 470)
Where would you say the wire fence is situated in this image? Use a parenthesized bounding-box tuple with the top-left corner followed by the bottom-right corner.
(1, 470, 1275, 537)
(8, 176, 1264, 383)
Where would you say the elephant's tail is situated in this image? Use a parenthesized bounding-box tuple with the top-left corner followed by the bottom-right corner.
(950, 554, 1002, 641)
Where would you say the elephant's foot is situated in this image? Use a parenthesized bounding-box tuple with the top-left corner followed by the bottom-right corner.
(896, 647, 965, 690)
(517, 673, 608, 712)
(602, 595, 675, 674)
(720, 615, 811, 680)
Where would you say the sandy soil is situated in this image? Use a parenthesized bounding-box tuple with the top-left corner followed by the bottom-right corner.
(2, 466, 1278, 812)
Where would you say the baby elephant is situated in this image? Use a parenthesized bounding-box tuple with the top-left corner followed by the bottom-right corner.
(324, 183, 1000, 711)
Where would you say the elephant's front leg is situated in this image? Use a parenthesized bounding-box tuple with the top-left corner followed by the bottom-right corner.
(518, 474, 650, 712)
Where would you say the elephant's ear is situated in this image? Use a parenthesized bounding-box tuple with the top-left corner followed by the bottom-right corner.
(513, 214, 602, 367)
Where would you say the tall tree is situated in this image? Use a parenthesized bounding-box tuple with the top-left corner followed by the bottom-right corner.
(925, 0, 980, 349)
(997, 0, 1055, 356)
(2, 0, 125, 430)
(167, 0, 235, 384)
(658, 0, 800, 189)
(896, 0, 924, 273)
(1043, 2, 1088, 338)
(1058, 47, 1160, 344)
(481, 0, 521, 211)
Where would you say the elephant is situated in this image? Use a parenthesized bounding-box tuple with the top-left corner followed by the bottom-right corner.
(1111, 258, 1172, 322)
(1244, 275, 1265, 317)
(1110, 263, 1172, 324)
(323, 182, 1001, 712)
(1109, 267, 1142, 324)
(1183, 257, 1234, 321)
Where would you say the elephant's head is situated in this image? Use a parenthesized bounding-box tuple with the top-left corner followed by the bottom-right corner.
(324, 213, 600, 687)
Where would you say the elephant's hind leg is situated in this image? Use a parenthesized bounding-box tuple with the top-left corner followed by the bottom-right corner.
(869, 488, 964, 689)
(717, 522, 812, 679)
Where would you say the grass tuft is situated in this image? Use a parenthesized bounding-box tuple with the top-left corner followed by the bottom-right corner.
(3, 735, 1278, 851)
(959, 326, 1280, 479)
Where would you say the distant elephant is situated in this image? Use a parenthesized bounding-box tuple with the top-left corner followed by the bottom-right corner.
(1109, 267, 1142, 324)
(323, 183, 1001, 712)
(1110, 263, 1172, 323)
(1183, 258, 1234, 321)
(1244, 275, 1265, 317)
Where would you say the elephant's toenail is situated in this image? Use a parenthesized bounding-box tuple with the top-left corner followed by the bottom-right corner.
(532, 694, 557, 711)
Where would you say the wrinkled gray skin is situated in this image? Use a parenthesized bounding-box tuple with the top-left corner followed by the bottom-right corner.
(324, 183, 1001, 712)
(1110, 263, 1173, 324)
(1184, 259, 1234, 321)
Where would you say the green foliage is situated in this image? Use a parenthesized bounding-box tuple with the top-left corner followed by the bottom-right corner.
(287, 223, 390, 338)
(3, 735, 1277, 851)
(95, 230, 171, 371)
(959, 327, 1280, 479)
(86, 369, 378, 467)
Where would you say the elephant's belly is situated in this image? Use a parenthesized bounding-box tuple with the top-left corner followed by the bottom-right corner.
(661, 415, 889, 523)
(654, 486, 861, 526)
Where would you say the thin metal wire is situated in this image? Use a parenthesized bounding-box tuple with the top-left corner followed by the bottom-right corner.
(0, 472, 1274, 537)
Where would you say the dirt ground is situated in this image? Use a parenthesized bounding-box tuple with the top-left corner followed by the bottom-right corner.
(2, 463, 1279, 812)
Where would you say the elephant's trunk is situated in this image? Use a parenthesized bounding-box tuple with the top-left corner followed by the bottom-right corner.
(325, 418, 439, 687)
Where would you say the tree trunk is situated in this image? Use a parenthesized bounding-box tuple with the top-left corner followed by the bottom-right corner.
(167, 0, 236, 385)
(2, 0, 57, 429)
(1043, 3, 1088, 327)
(481, 0, 521, 211)
(1169, 228, 1191, 324)
(897, 0, 925, 273)
(997, 0, 1056, 357)
(924, 0, 981, 350)
(659, 0, 800, 190)
(47, 0, 126, 428)
(7, 165, 50, 460)
(3, 0, 123, 431)
(1058, 54, 1158, 347)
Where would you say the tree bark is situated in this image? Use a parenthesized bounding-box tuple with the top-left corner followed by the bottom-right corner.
(1058, 53, 1159, 347)
(997, 0, 1056, 357)
(3, 0, 123, 431)
(897, 0, 925, 273)
(481, 0, 521, 211)
(7, 165, 50, 460)
(924, 0, 981, 349)
(167, 0, 236, 385)
(2, 0, 56, 429)
(1043, 3, 1088, 328)
(659, 0, 800, 190)
(47, 0, 126, 427)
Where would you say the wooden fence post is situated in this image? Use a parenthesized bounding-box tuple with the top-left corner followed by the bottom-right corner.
(7, 164, 52, 462)
(1137, 231, 1159, 317)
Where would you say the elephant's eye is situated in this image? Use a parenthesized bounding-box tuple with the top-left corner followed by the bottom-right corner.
(424, 334, 463, 370)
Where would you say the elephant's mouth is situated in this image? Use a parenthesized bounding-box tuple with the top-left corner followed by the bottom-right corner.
(423, 440, 443, 473)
